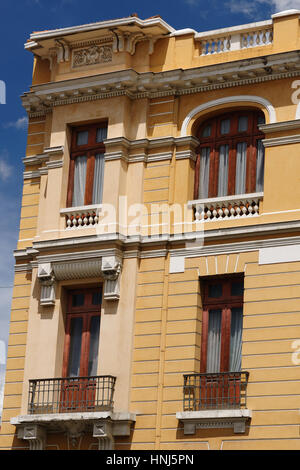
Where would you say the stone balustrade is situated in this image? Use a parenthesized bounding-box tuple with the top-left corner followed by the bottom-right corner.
(240, 28, 273, 49)
(60, 205, 102, 228)
(197, 21, 273, 55)
(189, 193, 263, 222)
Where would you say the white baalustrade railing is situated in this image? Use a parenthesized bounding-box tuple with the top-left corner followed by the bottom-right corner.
(60, 204, 102, 228)
(196, 20, 273, 55)
(188, 193, 263, 222)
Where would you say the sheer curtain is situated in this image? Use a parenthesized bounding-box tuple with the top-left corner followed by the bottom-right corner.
(206, 310, 222, 373)
(256, 139, 265, 192)
(235, 142, 247, 195)
(88, 316, 100, 376)
(72, 155, 87, 207)
(92, 153, 105, 204)
(96, 127, 108, 143)
(217, 144, 229, 197)
(229, 307, 243, 372)
(198, 147, 210, 199)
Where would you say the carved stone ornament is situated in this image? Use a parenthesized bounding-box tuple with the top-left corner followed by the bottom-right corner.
(37, 255, 122, 305)
(72, 45, 113, 67)
(37, 263, 56, 306)
(93, 421, 114, 450)
(17, 424, 46, 450)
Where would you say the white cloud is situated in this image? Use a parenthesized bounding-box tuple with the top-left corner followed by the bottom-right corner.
(0, 158, 12, 181)
(186, 0, 300, 18)
(4, 116, 28, 130)
(272, 0, 300, 10)
(226, 0, 300, 16)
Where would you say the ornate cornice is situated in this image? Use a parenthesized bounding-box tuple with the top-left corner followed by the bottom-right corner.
(22, 50, 300, 117)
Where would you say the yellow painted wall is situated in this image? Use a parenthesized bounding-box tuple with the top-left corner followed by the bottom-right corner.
(2, 11, 300, 451)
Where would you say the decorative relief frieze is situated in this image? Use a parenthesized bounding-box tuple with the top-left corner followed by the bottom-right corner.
(72, 45, 113, 67)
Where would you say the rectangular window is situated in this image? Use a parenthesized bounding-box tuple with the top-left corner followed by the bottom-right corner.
(62, 288, 102, 378)
(67, 123, 107, 207)
(60, 288, 102, 412)
(201, 276, 244, 373)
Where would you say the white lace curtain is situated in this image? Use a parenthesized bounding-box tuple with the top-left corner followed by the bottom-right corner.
(72, 155, 87, 207)
(92, 153, 105, 204)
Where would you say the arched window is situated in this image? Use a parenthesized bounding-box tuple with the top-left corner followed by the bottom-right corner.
(194, 110, 265, 200)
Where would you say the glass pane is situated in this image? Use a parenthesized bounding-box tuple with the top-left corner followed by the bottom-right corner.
(208, 283, 222, 298)
(231, 281, 244, 296)
(88, 316, 100, 376)
(68, 317, 83, 377)
(206, 309, 222, 373)
(92, 153, 105, 204)
(217, 144, 229, 196)
(92, 290, 102, 305)
(257, 114, 265, 125)
(72, 155, 87, 207)
(198, 147, 210, 199)
(96, 127, 107, 142)
(256, 140, 265, 192)
(202, 125, 211, 138)
(72, 293, 85, 307)
(220, 119, 230, 135)
(229, 307, 243, 372)
(76, 131, 89, 146)
(238, 116, 248, 132)
(235, 142, 247, 195)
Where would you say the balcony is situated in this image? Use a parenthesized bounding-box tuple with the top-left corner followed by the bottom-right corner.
(60, 204, 102, 229)
(11, 375, 136, 450)
(183, 371, 249, 410)
(189, 192, 263, 222)
(176, 372, 252, 434)
(28, 376, 116, 414)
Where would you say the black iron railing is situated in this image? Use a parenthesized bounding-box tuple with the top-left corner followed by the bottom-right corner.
(28, 376, 116, 414)
(183, 371, 249, 411)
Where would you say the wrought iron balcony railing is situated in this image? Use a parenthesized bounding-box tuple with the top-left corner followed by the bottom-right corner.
(28, 376, 116, 415)
(183, 371, 249, 411)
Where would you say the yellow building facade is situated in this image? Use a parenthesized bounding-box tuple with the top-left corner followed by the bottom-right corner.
(1, 9, 300, 450)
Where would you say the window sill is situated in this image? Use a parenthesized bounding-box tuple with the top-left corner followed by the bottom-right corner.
(176, 409, 252, 434)
(188, 192, 263, 221)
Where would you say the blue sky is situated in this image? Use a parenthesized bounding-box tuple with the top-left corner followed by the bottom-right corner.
(0, 0, 298, 412)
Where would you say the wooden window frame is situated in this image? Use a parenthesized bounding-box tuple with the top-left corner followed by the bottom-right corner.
(67, 122, 107, 207)
(200, 275, 244, 373)
(194, 110, 265, 199)
(62, 287, 102, 378)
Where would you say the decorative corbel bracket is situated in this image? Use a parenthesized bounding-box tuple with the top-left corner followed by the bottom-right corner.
(17, 424, 46, 450)
(101, 256, 122, 301)
(93, 420, 114, 450)
(37, 263, 56, 306)
(55, 39, 70, 63)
